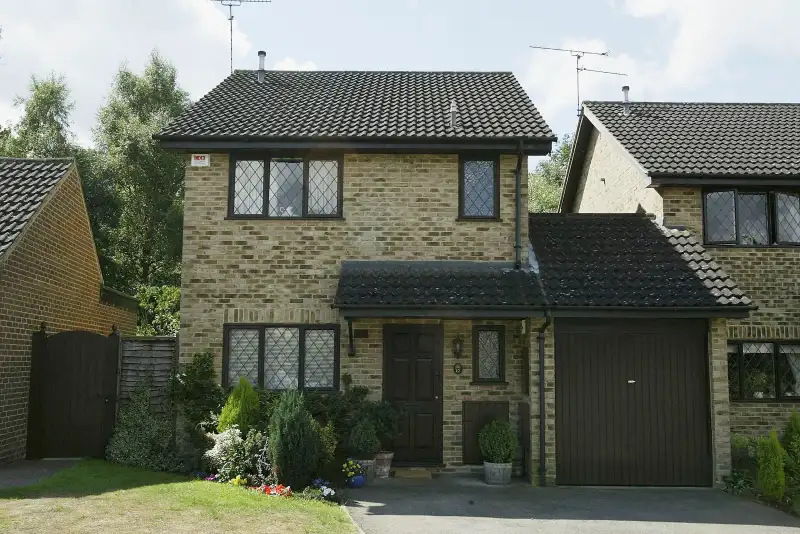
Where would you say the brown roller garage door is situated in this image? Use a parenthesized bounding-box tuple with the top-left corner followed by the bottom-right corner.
(555, 319, 712, 486)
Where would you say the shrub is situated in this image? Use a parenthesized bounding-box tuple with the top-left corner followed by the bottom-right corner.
(218, 378, 260, 434)
(269, 390, 322, 489)
(136, 284, 180, 336)
(316, 420, 337, 466)
(172, 352, 225, 432)
(785, 436, 800, 491)
(370, 400, 400, 451)
(243, 428, 271, 485)
(756, 430, 787, 502)
(783, 412, 800, 449)
(479, 420, 517, 464)
(106, 386, 177, 471)
(203, 427, 247, 482)
(347, 419, 380, 459)
(723, 469, 753, 495)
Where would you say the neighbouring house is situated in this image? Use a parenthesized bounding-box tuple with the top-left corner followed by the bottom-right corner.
(156, 55, 753, 487)
(0, 158, 137, 464)
(561, 95, 800, 442)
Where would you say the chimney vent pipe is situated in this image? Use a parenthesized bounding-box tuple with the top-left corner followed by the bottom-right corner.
(257, 50, 266, 83)
(450, 100, 458, 129)
(622, 85, 631, 116)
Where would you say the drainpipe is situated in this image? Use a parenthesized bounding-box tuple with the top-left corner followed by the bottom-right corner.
(536, 312, 552, 487)
(514, 139, 524, 269)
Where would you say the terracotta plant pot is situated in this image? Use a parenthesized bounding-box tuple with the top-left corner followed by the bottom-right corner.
(374, 451, 394, 479)
(347, 474, 366, 488)
(483, 461, 512, 485)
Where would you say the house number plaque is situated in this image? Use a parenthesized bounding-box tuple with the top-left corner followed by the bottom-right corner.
(453, 363, 463, 375)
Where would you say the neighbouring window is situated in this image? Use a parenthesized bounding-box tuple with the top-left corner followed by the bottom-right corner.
(224, 324, 339, 390)
(460, 156, 499, 218)
(472, 326, 505, 383)
(703, 189, 800, 245)
(728, 341, 800, 400)
(230, 156, 341, 218)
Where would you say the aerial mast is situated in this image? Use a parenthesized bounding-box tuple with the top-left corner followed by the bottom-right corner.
(529, 45, 628, 116)
(210, 0, 272, 73)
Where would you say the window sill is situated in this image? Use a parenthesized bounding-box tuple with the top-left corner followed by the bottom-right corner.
(456, 217, 503, 222)
(730, 397, 800, 403)
(470, 381, 508, 386)
(225, 216, 346, 221)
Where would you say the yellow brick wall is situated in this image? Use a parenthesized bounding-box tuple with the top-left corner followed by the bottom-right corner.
(571, 127, 663, 217)
(0, 169, 137, 464)
(181, 153, 526, 368)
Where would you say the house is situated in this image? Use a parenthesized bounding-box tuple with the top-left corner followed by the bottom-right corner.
(0, 158, 137, 464)
(157, 55, 752, 486)
(561, 96, 800, 442)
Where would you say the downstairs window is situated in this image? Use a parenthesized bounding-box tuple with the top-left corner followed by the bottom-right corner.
(728, 341, 800, 400)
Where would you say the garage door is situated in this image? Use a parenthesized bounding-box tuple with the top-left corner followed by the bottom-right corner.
(555, 319, 712, 486)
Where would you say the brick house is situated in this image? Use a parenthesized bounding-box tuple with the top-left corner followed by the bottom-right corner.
(561, 97, 800, 443)
(0, 158, 137, 464)
(157, 60, 752, 486)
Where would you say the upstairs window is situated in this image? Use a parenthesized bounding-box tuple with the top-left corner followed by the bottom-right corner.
(230, 156, 342, 218)
(459, 156, 499, 219)
(224, 324, 339, 390)
(703, 189, 800, 245)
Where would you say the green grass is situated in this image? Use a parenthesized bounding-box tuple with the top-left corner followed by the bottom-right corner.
(0, 460, 355, 533)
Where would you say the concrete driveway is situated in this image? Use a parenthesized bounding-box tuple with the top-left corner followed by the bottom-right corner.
(346, 475, 800, 534)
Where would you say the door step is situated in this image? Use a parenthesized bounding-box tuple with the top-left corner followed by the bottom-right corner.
(392, 467, 433, 479)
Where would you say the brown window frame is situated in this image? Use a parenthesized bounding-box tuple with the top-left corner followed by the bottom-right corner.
(458, 155, 501, 220)
(222, 323, 340, 391)
(227, 153, 344, 219)
(702, 188, 800, 247)
(471, 325, 506, 384)
(728, 340, 800, 402)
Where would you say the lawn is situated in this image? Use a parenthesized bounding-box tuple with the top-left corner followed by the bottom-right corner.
(0, 460, 356, 533)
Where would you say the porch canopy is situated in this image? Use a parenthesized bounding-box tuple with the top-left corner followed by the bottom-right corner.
(332, 260, 546, 318)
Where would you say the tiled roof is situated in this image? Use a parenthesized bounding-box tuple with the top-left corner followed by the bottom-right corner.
(584, 101, 800, 176)
(156, 71, 554, 141)
(527, 213, 752, 309)
(334, 261, 546, 309)
(0, 158, 73, 259)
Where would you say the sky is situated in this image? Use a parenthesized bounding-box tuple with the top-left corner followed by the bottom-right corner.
(2, 0, 800, 150)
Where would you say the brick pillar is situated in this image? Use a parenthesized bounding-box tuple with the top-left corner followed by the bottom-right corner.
(529, 318, 556, 486)
(708, 317, 731, 485)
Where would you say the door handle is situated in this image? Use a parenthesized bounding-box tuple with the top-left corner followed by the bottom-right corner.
(435, 396, 439, 400)
(627, 380, 636, 384)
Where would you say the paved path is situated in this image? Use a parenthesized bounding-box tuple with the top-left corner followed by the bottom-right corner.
(346, 475, 800, 533)
(0, 460, 75, 490)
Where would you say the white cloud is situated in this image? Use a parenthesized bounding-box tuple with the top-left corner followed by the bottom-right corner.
(273, 57, 318, 71)
(0, 0, 252, 145)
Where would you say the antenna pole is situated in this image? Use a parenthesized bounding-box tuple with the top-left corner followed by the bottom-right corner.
(229, 4, 234, 73)
(575, 53, 582, 116)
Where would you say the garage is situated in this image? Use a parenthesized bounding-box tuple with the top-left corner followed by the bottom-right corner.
(554, 319, 712, 486)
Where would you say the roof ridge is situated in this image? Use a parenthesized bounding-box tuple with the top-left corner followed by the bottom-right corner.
(585, 100, 800, 106)
(232, 69, 516, 75)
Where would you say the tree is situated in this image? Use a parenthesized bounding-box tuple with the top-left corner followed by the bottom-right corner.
(3, 73, 74, 158)
(94, 51, 189, 291)
(528, 134, 573, 213)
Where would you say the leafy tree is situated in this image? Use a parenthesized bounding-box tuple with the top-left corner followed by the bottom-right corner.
(528, 134, 573, 213)
(3, 73, 74, 158)
(136, 284, 180, 336)
(94, 51, 189, 291)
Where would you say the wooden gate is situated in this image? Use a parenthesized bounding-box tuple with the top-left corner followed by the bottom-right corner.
(27, 328, 120, 459)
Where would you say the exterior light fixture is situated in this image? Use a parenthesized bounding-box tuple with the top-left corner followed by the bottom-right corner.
(452, 334, 464, 359)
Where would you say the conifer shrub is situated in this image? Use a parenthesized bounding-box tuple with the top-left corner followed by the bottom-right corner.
(218, 378, 260, 434)
(757, 430, 787, 502)
(268, 390, 322, 489)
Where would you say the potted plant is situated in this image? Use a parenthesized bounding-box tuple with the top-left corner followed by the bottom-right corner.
(343, 459, 367, 489)
(478, 420, 517, 486)
(371, 401, 400, 478)
(347, 419, 381, 482)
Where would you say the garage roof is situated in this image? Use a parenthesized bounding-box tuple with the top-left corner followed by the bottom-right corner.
(528, 213, 752, 312)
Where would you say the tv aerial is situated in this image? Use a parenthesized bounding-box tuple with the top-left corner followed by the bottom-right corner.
(210, 0, 272, 73)
(530, 45, 628, 116)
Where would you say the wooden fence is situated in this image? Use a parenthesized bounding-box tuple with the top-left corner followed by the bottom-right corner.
(118, 336, 178, 413)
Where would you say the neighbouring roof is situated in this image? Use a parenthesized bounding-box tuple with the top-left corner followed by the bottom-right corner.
(0, 158, 73, 259)
(155, 71, 555, 145)
(527, 213, 752, 310)
(584, 101, 800, 177)
(334, 260, 546, 315)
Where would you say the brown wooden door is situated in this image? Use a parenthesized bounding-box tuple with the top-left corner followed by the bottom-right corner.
(27, 331, 120, 459)
(555, 319, 712, 486)
(383, 325, 443, 465)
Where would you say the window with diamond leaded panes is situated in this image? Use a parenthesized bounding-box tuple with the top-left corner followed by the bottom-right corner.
(728, 341, 800, 401)
(472, 326, 505, 383)
(460, 157, 499, 219)
(703, 189, 800, 245)
(228, 156, 341, 218)
(223, 324, 339, 390)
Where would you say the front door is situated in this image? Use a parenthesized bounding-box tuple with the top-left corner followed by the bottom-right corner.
(383, 324, 443, 465)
